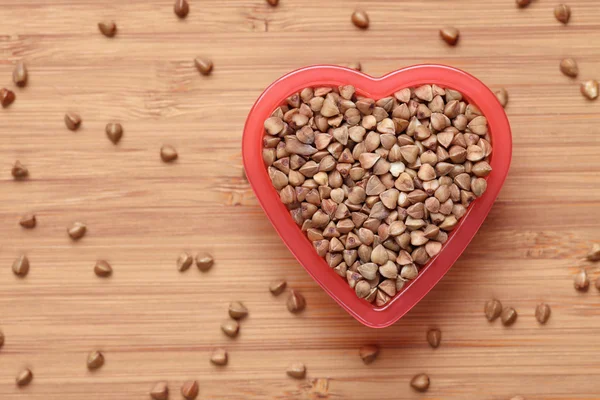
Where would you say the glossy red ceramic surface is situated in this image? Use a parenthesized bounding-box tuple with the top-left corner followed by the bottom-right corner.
(242, 65, 512, 328)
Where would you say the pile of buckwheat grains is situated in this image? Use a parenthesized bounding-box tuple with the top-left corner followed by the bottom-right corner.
(263, 84, 492, 305)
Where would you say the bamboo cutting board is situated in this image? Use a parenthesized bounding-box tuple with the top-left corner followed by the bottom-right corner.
(1, 1, 600, 399)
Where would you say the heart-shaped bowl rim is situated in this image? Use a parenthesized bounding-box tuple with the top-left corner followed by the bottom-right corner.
(243, 64, 512, 328)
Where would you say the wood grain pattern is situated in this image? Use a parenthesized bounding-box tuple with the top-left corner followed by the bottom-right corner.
(1, 0, 600, 399)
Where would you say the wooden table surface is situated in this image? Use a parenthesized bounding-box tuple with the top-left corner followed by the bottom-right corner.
(1, 0, 600, 399)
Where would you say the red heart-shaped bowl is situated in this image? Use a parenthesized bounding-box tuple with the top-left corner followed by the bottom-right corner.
(243, 64, 511, 328)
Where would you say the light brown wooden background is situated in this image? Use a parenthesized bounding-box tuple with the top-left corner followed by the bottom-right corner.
(1, 0, 600, 399)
